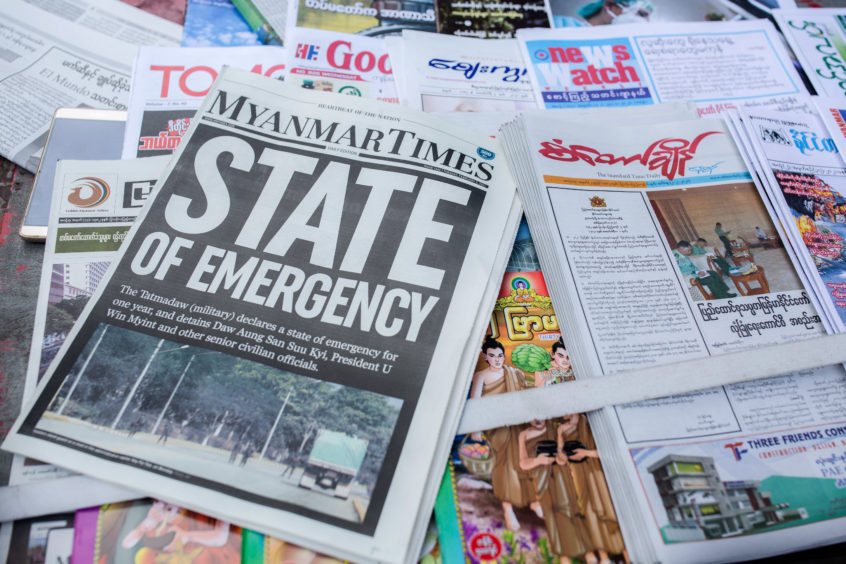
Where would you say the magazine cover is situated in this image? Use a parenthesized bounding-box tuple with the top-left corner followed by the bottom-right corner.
(434, 222, 626, 563)
(72, 499, 242, 563)
(438, 414, 627, 564)
(434, 0, 549, 38)
(736, 109, 846, 331)
(288, 0, 437, 36)
(3, 67, 519, 564)
(182, 0, 264, 47)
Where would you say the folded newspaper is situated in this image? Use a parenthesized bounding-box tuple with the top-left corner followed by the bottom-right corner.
(2, 66, 521, 564)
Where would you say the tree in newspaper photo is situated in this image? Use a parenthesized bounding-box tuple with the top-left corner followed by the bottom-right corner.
(4, 66, 518, 562)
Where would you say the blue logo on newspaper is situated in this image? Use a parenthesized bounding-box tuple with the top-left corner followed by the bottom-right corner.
(477, 147, 495, 160)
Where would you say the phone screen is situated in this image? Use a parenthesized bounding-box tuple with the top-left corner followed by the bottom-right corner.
(21, 109, 126, 241)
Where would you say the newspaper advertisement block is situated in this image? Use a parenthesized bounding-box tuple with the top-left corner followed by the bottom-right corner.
(517, 21, 807, 115)
(121, 46, 288, 159)
(606, 365, 846, 563)
(3, 67, 519, 564)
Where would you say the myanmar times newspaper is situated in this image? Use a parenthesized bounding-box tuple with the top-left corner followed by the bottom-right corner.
(3, 66, 519, 564)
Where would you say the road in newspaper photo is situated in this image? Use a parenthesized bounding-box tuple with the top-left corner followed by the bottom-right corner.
(40, 326, 401, 523)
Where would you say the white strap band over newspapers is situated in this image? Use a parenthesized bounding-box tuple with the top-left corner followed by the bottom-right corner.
(458, 333, 846, 434)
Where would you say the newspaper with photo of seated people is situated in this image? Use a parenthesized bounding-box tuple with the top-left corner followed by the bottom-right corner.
(479, 105, 846, 562)
(1, 66, 521, 564)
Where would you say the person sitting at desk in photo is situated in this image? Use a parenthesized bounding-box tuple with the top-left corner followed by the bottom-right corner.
(673, 241, 736, 299)
(691, 237, 733, 275)
(755, 226, 768, 241)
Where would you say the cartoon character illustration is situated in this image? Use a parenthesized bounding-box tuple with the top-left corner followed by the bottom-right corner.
(470, 337, 541, 531)
(120, 501, 240, 563)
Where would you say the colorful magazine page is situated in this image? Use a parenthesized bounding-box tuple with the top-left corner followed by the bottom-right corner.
(182, 0, 263, 47)
(70, 499, 242, 563)
(549, 0, 743, 28)
(436, 415, 627, 564)
(3, 513, 74, 564)
(737, 109, 846, 331)
(241, 528, 344, 563)
(287, 0, 436, 36)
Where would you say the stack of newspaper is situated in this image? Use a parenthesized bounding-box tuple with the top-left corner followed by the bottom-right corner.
(7, 1, 846, 562)
(2, 67, 521, 564)
(496, 106, 846, 562)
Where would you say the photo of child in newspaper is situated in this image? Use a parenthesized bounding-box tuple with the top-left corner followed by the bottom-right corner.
(648, 182, 803, 302)
(35, 324, 402, 524)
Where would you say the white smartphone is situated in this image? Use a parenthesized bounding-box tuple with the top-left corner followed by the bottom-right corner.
(20, 108, 127, 242)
